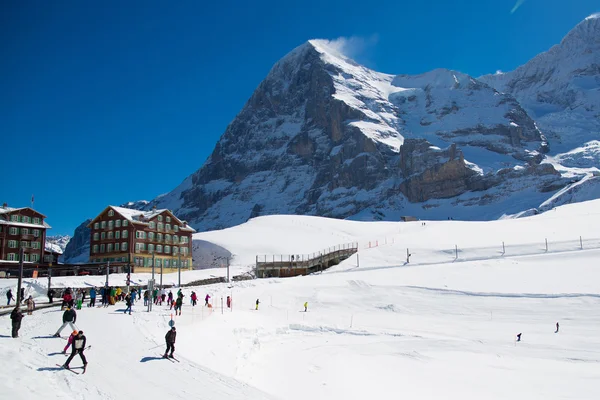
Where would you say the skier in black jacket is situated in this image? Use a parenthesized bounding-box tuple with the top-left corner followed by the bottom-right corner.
(10, 306, 24, 338)
(63, 330, 87, 371)
(124, 294, 132, 315)
(53, 306, 78, 337)
(163, 326, 176, 358)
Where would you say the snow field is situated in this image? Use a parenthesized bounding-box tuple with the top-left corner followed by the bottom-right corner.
(2, 199, 600, 399)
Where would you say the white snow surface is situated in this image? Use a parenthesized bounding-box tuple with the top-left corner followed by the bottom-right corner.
(2, 200, 600, 399)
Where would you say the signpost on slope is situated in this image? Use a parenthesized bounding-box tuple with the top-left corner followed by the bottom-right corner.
(147, 279, 155, 312)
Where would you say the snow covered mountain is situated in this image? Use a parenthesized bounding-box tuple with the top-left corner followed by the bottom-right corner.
(147, 21, 600, 230)
(480, 14, 600, 155)
(65, 16, 598, 243)
(45, 235, 70, 259)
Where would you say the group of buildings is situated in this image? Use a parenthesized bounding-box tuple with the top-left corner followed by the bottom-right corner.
(0, 203, 195, 276)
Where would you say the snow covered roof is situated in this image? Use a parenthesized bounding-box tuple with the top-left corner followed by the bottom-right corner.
(90, 206, 196, 233)
(0, 219, 51, 229)
(0, 206, 47, 218)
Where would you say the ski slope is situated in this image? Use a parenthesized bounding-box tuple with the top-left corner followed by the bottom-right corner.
(2, 200, 600, 399)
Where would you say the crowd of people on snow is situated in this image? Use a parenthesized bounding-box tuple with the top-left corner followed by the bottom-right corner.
(6, 280, 567, 372)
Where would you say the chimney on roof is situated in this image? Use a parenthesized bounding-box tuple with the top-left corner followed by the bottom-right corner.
(1, 203, 6, 209)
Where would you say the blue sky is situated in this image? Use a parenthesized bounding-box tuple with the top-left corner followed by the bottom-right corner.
(1, 0, 597, 236)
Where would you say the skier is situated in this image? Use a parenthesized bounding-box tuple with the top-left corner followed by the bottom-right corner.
(20, 287, 25, 303)
(130, 288, 137, 305)
(516, 333, 522, 342)
(75, 290, 83, 310)
(53, 306, 78, 337)
(48, 288, 55, 304)
(10, 306, 24, 338)
(255, 299, 260, 310)
(190, 292, 197, 306)
(99, 286, 106, 306)
(304, 301, 308, 312)
(26, 296, 35, 315)
(163, 326, 176, 358)
(161, 288, 167, 304)
(89, 287, 97, 307)
(143, 290, 149, 306)
(175, 295, 183, 316)
(205, 294, 210, 306)
(109, 287, 117, 305)
(62, 291, 72, 310)
(124, 294, 132, 315)
(153, 288, 159, 305)
(115, 287, 122, 302)
(226, 295, 231, 308)
(167, 290, 173, 304)
(63, 330, 87, 372)
(62, 330, 78, 354)
(6, 288, 14, 306)
(555, 322, 559, 333)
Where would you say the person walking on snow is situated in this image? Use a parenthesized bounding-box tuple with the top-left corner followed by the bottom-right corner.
(555, 322, 559, 333)
(26, 296, 35, 315)
(75, 290, 83, 310)
(516, 333, 522, 342)
(226, 296, 231, 308)
(255, 299, 260, 310)
(163, 326, 176, 358)
(304, 302, 308, 312)
(124, 294, 133, 315)
(190, 292, 197, 306)
(161, 288, 167, 304)
(204, 294, 210, 306)
(63, 330, 87, 371)
(48, 288, 55, 304)
(89, 288, 97, 307)
(175, 295, 183, 316)
(168, 290, 173, 304)
(53, 306, 78, 337)
(10, 306, 24, 338)
(62, 330, 78, 354)
(6, 289, 14, 306)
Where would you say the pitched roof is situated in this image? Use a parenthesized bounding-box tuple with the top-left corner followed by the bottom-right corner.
(0, 220, 52, 229)
(0, 206, 47, 218)
(89, 206, 196, 232)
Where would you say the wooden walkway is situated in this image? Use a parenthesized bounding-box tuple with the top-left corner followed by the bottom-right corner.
(255, 243, 358, 278)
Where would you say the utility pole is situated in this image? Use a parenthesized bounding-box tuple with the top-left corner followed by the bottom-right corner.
(152, 252, 155, 282)
(48, 266, 52, 293)
(178, 253, 181, 287)
(105, 261, 110, 287)
(160, 258, 163, 289)
(227, 256, 230, 283)
(16, 247, 24, 305)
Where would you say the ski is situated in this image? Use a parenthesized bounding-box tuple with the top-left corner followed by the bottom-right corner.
(159, 354, 179, 362)
(71, 365, 88, 374)
(56, 364, 79, 374)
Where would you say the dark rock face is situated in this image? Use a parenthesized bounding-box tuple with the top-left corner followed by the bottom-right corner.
(398, 140, 478, 202)
(62, 219, 91, 263)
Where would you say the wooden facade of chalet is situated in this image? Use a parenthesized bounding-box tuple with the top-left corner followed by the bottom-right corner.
(0, 204, 50, 264)
(88, 206, 195, 272)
